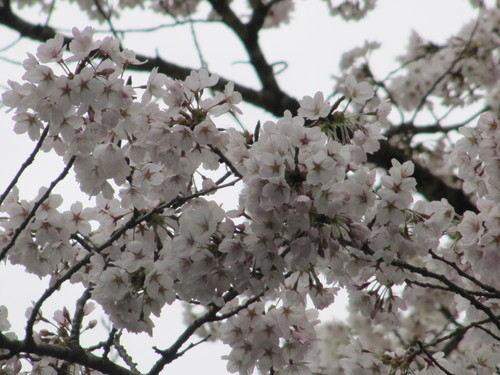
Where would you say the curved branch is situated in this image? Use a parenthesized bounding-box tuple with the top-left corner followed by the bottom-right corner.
(206, 0, 283, 93)
(149, 306, 220, 375)
(0, 332, 135, 375)
(393, 259, 500, 331)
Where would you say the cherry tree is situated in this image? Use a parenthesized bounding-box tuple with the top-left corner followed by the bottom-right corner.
(0, 1, 499, 374)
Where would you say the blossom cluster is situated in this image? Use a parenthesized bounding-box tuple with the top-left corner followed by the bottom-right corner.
(8, 0, 297, 29)
(1, 17, 500, 375)
(388, 9, 500, 113)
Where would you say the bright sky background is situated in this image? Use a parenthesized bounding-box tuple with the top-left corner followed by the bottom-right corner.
(0, 0, 486, 374)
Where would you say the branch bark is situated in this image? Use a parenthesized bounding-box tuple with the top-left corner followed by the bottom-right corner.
(0, 332, 135, 375)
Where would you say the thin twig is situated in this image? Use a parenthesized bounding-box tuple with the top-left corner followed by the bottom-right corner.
(149, 305, 221, 375)
(44, 0, 56, 26)
(0, 125, 50, 207)
(0, 154, 76, 263)
(0, 34, 22, 52)
(393, 259, 500, 331)
(93, 0, 120, 40)
(417, 341, 454, 375)
(429, 249, 500, 297)
(171, 335, 211, 359)
(407, 279, 499, 299)
(0, 331, 134, 375)
(114, 331, 140, 374)
(188, 15, 207, 69)
(410, 16, 480, 123)
(69, 288, 93, 347)
(208, 145, 243, 178)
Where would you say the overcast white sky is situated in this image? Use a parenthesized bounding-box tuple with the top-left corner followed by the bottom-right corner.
(0, 1, 485, 374)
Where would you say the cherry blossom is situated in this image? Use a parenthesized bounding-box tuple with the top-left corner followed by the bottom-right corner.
(345, 74, 373, 105)
(36, 34, 65, 63)
(1, 3, 500, 375)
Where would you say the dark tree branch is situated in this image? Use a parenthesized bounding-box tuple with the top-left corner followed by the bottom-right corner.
(0, 124, 50, 208)
(92, 0, 120, 39)
(206, 0, 284, 94)
(209, 145, 243, 178)
(407, 279, 499, 299)
(25, 174, 242, 345)
(149, 287, 265, 375)
(356, 242, 500, 333)
(85, 327, 118, 358)
(114, 331, 140, 374)
(69, 288, 93, 348)
(0, 1, 70, 45)
(0, 332, 135, 375)
(392, 259, 500, 331)
(149, 306, 220, 375)
(384, 106, 489, 140)
(416, 341, 454, 375)
(428, 249, 500, 296)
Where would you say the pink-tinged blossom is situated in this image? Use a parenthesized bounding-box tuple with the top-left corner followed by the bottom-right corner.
(184, 68, 219, 92)
(119, 185, 146, 210)
(12, 111, 44, 141)
(22, 63, 56, 94)
(141, 67, 168, 104)
(298, 92, 331, 120)
(1, 80, 35, 111)
(144, 263, 176, 304)
(261, 176, 291, 209)
(457, 211, 484, 246)
(375, 100, 392, 127)
(36, 34, 65, 63)
(120, 48, 144, 66)
(179, 198, 225, 245)
(69, 66, 104, 106)
(62, 202, 94, 235)
(345, 74, 373, 104)
(67, 27, 100, 61)
(376, 191, 406, 225)
(93, 143, 131, 184)
(305, 151, 336, 185)
(5, 21, 500, 375)
(31, 357, 57, 375)
(207, 81, 243, 116)
(99, 36, 122, 63)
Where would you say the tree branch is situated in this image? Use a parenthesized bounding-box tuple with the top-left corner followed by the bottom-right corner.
(69, 287, 93, 348)
(114, 331, 140, 374)
(0, 155, 76, 263)
(410, 16, 481, 123)
(149, 304, 221, 375)
(0, 124, 50, 208)
(392, 259, 500, 331)
(206, 0, 283, 93)
(428, 249, 500, 297)
(0, 332, 135, 375)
